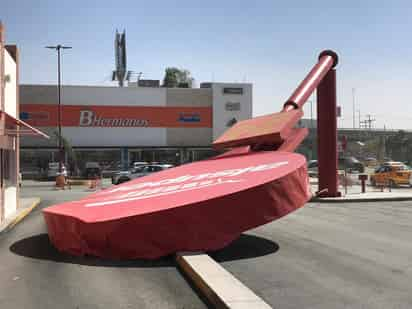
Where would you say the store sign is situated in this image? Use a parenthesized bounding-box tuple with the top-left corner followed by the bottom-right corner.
(20, 104, 212, 128)
(79, 110, 149, 127)
(20, 111, 49, 121)
(225, 102, 241, 111)
(223, 87, 243, 95)
(178, 113, 200, 123)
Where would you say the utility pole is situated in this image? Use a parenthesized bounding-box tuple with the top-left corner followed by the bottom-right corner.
(46, 44, 72, 174)
(365, 114, 376, 129)
(352, 88, 356, 129)
(307, 100, 313, 129)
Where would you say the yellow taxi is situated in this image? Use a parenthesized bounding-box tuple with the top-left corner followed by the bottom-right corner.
(370, 162, 411, 187)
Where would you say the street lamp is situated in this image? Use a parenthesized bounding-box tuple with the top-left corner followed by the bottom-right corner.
(307, 100, 313, 129)
(45, 45, 72, 174)
(306, 99, 314, 160)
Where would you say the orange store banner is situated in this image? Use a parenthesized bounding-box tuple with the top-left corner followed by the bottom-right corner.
(20, 104, 212, 128)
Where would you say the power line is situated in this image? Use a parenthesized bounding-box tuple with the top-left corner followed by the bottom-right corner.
(360, 114, 376, 129)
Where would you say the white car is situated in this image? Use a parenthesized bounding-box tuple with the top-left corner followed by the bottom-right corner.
(47, 162, 67, 180)
(132, 161, 149, 169)
(112, 164, 174, 185)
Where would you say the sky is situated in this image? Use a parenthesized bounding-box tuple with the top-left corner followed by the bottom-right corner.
(2, 0, 412, 129)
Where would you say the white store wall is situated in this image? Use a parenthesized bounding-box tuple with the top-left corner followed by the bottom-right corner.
(4, 50, 17, 117)
(211, 83, 253, 140)
(3, 49, 17, 218)
(19, 83, 253, 148)
(62, 85, 167, 106)
(21, 85, 167, 107)
(4, 187, 17, 218)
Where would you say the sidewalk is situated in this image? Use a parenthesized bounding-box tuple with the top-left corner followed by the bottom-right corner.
(310, 178, 412, 202)
(0, 197, 41, 233)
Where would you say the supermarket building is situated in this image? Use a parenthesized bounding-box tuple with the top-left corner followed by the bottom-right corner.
(19, 82, 252, 175)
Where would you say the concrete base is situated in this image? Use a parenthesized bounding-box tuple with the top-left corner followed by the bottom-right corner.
(176, 252, 272, 309)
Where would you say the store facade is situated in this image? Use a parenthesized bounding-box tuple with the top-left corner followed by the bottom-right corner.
(19, 82, 252, 177)
(0, 23, 48, 224)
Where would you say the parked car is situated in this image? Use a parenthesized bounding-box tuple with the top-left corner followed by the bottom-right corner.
(47, 162, 67, 180)
(84, 162, 102, 179)
(132, 161, 149, 169)
(370, 161, 411, 187)
(338, 156, 364, 173)
(111, 170, 133, 185)
(131, 164, 174, 179)
(307, 157, 364, 178)
(112, 164, 174, 185)
(101, 161, 122, 178)
(363, 157, 378, 166)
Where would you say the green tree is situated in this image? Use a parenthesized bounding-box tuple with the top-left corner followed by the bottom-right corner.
(53, 131, 77, 175)
(162, 67, 194, 88)
(386, 130, 409, 162)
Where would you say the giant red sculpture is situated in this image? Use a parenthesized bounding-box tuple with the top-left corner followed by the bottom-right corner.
(43, 50, 339, 259)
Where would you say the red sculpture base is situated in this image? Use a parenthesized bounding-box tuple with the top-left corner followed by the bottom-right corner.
(43, 151, 311, 259)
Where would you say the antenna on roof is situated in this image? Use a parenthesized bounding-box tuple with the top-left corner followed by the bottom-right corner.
(112, 29, 130, 87)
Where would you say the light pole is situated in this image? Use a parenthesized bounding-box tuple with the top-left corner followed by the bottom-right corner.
(46, 45, 72, 174)
(352, 88, 356, 129)
(306, 99, 314, 160)
(307, 100, 313, 129)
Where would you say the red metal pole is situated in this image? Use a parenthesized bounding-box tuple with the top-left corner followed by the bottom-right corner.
(283, 50, 338, 112)
(317, 68, 340, 197)
(361, 179, 366, 193)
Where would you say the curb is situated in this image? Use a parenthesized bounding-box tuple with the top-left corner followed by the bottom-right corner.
(311, 196, 412, 203)
(176, 252, 272, 309)
(0, 197, 41, 233)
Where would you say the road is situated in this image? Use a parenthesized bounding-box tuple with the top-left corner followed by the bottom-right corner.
(0, 181, 207, 309)
(3, 181, 412, 309)
(219, 201, 412, 309)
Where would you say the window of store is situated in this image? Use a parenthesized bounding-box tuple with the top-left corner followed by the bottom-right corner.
(2, 149, 17, 188)
(140, 149, 182, 165)
(73, 149, 121, 177)
(20, 149, 59, 179)
(190, 149, 219, 162)
(154, 149, 181, 165)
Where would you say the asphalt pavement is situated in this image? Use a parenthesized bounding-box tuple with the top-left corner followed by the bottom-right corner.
(4, 181, 412, 309)
(0, 182, 207, 309)
(220, 201, 412, 309)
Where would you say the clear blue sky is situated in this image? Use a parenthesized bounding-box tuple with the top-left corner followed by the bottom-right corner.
(3, 0, 412, 129)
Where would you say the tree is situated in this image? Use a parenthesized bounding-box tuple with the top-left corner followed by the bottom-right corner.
(162, 67, 194, 88)
(53, 131, 78, 175)
(163, 68, 178, 88)
(386, 130, 410, 162)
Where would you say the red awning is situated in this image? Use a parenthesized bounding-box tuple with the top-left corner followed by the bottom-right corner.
(2, 111, 49, 138)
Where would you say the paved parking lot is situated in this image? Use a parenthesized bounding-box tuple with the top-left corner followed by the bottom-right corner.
(221, 201, 412, 309)
(1, 182, 207, 309)
(3, 181, 412, 308)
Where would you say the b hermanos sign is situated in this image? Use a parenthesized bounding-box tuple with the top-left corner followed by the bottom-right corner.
(20, 104, 212, 128)
(79, 110, 149, 127)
